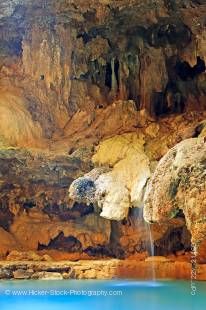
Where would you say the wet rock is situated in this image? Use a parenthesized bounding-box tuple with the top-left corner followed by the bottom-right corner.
(0, 258, 206, 280)
(31, 271, 63, 280)
(144, 137, 206, 248)
(0, 0, 206, 264)
(13, 269, 34, 279)
(69, 133, 151, 220)
(0, 268, 13, 279)
(62, 269, 75, 279)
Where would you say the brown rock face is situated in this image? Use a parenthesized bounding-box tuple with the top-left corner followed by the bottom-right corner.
(0, 0, 206, 147)
(0, 0, 206, 270)
(144, 137, 206, 259)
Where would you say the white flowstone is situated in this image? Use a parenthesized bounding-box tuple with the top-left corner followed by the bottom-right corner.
(69, 133, 151, 220)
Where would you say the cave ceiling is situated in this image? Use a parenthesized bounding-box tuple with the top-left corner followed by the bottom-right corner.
(0, 0, 205, 49)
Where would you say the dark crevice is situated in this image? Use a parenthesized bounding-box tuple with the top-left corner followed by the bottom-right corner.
(22, 200, 36, 211)
(147, 20, 192, 48)
(105, 61, 112, 89)
(83, 10, 96, 22)
(151, 87, 185, 117)
(114, 58, 120, 89)
(164, 82, 185, 114)
(191, 0, 206, 5)
(174, 209, 185, 218)
(154, 212, 191, 256)
(193, 122, 206, 137)
(151, 91, 166, 116)
(38, 233, 82, 252)
(84, 245, 113, 258)
(70, 202, 94, 216)
(164, 0, 178, 11)
(154, 226, 191, 255)
(76, 32, 91, 44)
(175, 56, 205, 81)
(43, 202, 94, 220)
(0, 201, 14, 231)
(84, 244, 125, 259)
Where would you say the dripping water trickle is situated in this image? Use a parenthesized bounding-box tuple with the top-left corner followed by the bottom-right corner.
(147, 221, 156, 280)
(138, 206, 156, 280)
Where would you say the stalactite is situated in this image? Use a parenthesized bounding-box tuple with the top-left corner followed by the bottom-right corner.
(118, 61, 128, 100)
(111, 57, 118, 94)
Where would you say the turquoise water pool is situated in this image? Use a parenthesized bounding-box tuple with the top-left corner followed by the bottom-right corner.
(0, 280, 205, 310)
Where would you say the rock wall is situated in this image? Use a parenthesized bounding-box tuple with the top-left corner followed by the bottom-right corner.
(1, 113, 204, 261)
(144, 136, 206, 252)
(0, 0, 206, 147)
(0, 0, 206, 266)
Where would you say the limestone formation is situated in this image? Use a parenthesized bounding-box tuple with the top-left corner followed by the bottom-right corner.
(69, 133, 151, 220)
(144, 137, 206, 246)
(0, 0, 206, 148)
(0, 91, 43, 147)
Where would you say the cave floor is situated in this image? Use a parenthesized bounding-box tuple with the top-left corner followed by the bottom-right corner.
(0, 258, 206, 281)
